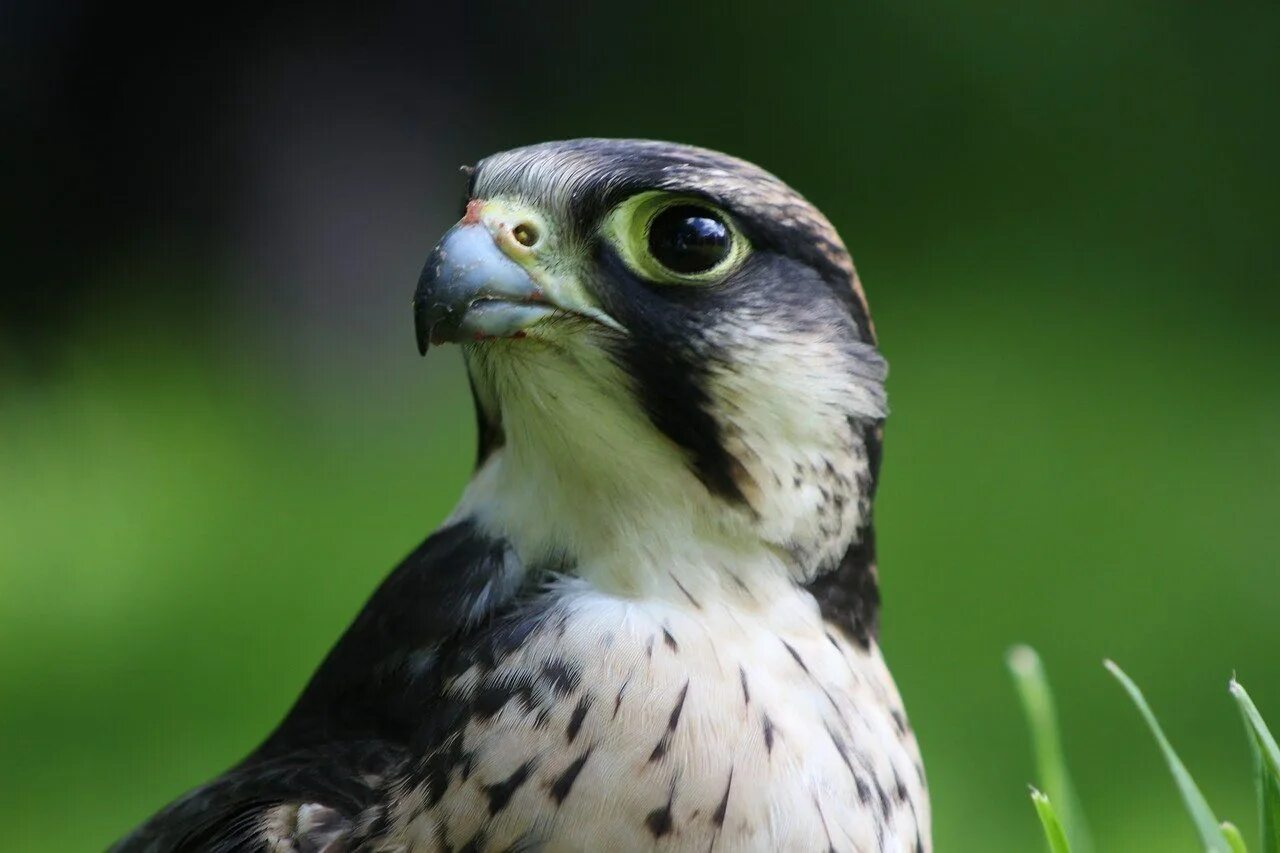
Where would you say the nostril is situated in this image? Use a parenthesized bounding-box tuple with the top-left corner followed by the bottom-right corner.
(511, 221, 540, 248)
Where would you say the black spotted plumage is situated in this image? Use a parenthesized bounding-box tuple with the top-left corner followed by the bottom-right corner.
(114, 520, 554, 851)
(116, 138, 928, 852)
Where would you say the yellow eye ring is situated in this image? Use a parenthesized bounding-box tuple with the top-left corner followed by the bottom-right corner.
(603, 192, 750, 285)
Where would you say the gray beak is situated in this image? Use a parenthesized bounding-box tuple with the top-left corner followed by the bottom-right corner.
(413, 224, 555, 355)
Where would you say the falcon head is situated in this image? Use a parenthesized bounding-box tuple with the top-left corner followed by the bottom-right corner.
(414, 139, 886, 622)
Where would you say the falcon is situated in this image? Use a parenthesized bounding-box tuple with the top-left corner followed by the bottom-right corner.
(116, 139, 930, 852)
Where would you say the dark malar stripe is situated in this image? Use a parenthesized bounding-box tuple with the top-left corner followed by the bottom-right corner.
(593, 255, 757, 508)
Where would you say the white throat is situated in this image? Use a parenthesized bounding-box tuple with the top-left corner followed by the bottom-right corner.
(450, 331, 883, 603)
(453, 418, 779, 602)
(451, 340, 784, 600)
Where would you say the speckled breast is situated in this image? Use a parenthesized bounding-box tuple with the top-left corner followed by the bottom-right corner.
(387, 582, 929, 853)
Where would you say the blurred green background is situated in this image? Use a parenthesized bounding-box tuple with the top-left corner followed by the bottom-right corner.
(2, 2, 1277, 850)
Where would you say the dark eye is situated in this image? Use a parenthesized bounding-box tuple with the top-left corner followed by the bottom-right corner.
(647, 205, 732, 274)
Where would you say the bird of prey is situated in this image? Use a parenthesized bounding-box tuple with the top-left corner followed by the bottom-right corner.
(115, 139, 930, 852)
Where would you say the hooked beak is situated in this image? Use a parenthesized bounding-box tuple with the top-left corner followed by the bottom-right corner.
(413, 211, 622, 356)
(412, 223, 555, 355)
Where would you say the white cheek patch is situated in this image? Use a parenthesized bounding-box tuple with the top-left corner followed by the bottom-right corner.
(704, 325, 886, 578)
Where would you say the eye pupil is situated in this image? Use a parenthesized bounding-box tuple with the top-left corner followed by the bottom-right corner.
(647, 205, 731, 274)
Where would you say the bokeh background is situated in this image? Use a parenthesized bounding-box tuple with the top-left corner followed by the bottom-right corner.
(2, 2, 1277, 849)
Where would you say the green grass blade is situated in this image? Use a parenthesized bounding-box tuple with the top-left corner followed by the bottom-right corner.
(1007, 646, 1094, 853)
(1218, 819, 1249, 850)
(1030, 787, 1072, 853)
(1105, 660, 1230, 853)
(1220, 821, 1248, 853)
(1229, 680, 1280, 853)
(1260, 772, 1280, 853)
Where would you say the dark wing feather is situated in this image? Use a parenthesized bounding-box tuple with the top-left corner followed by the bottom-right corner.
(115, 519, 526, 850)
(113, 740, 403, 852)
(259, 518, 522, 754)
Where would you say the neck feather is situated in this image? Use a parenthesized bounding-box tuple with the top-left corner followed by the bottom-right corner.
(454, 340, 884, 643)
